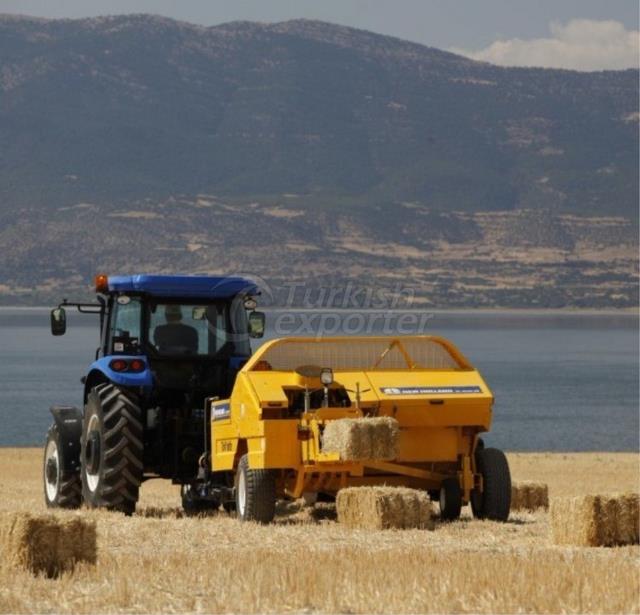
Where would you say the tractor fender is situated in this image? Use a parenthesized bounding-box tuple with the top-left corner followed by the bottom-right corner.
(83, 357, 153, 401)
(49, 405, 83, 473)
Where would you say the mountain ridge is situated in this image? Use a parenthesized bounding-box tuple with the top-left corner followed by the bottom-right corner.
(0, 14, 637, 307)
(1, 13, 637, 213)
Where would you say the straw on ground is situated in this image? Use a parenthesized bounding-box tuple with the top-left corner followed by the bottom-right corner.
(0, 449, 637, 614)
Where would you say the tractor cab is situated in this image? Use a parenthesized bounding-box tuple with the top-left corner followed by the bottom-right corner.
(44, 274, 264, 514)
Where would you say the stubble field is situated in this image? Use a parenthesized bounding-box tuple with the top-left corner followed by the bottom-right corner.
(0, 448, 638, 614)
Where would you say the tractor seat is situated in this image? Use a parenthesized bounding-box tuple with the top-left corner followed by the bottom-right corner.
(153, 323, 199, 354)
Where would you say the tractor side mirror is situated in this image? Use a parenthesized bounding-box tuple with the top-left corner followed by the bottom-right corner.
(248, 311, 265, 338)
(50, 307, 67, 336)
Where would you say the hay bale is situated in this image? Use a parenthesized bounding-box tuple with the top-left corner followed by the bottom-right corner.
(511, 481, 549, 511)
(336, 486, 433, 530)
(0, 512, 97, 577)
(615, 493, 640, 545)
(550, 493, 639, 547)
(370, 418, 400, 459)
(322, 417, 399, 461)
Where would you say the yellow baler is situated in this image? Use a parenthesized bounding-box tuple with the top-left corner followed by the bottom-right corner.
(207, 336, 511, 523)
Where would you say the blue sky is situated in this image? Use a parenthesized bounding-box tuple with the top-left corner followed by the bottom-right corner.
(1, 0, 638, 69)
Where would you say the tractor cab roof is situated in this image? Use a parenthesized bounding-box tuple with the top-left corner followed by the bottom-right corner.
(104, 274, 259, 299)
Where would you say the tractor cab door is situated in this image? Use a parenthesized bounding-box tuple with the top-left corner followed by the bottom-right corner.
(105, 295, 143, 356)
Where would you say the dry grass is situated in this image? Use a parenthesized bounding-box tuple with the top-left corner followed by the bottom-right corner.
(507, 452, 640, 497)
(511, 481, 549, 511)
(336, 486, 433, 530)
(0, 448, 638, 613)
(551, 493, 640, 547)
(322, 417, 399, 460)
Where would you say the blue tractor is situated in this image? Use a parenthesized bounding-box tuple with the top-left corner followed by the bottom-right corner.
(43, 274, 265, 514)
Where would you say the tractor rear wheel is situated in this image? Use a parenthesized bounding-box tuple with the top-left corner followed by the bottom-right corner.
(43, 423, 81, 508)
(81, 383, 143, 515)
(471, 447, 511, 521)
(235, 454, 276, 523)
(439, 477, 462, 521)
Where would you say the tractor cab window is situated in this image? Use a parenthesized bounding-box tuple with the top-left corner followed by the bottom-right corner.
(147, 301, 250, 357)
(110, 296, 142, 354)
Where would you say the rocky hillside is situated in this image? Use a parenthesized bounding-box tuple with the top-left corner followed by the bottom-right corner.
(1, 194, 637, 308)
(0, 15, 637, 307)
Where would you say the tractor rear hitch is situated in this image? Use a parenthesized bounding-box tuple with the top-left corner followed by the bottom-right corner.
(188, 481, 234, 504)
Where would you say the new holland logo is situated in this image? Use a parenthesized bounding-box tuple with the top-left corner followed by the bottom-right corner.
(381, 386, 482, 395)
(211, 402, 231, 420)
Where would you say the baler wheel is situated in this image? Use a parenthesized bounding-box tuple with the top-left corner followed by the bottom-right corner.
(471, 447, 511, 521)
(235, 454, 276, 523)
(81, 383, 143, 515)
(43, 423, 81, 509)
(439, 477, 462, 521)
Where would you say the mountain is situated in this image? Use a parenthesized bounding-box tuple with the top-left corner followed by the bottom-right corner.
(0, 14, 637, 307)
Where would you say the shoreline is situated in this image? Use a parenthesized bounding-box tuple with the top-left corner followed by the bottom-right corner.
(0, 305, 638, 315)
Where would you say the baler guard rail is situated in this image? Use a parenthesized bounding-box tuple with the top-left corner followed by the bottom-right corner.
(245, 336, 473, 372)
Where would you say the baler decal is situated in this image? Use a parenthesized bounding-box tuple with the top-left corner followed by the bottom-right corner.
(211, 403, 231, 420)
(381, 386, 482, 395)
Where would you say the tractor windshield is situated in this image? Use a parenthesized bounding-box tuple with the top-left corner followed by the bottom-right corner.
(146, 300, 251, 357)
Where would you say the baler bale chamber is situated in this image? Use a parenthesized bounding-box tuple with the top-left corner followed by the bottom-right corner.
(208, 336, 511, 523)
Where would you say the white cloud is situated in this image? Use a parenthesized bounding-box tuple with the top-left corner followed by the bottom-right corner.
(450, 19, 639, 71)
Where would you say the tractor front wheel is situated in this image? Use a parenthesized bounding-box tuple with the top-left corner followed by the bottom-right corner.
(43, 423, 81, 508)
(81, 383, 143, 515)
(471, 447, 511, 521)
(235, 454, 276, 523)
(439, 477, 462, 521)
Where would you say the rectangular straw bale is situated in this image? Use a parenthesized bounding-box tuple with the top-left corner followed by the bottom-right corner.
(370, 417, 400, 460)
(336, 486, 433, 530)
(511, 481, 549, 511)
(615, 493, 640, 545)
(322, 418, 362, 459)
(0, 512, 97, 577)
(550, 493, 639, 547)
(322, 417, 399, 461)
(56, 516, 97, 567)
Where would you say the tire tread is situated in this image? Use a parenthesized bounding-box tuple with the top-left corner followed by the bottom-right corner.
(439, 477, 462, 521)
(237, 455, 276, 523)
(474, 447, 511, 521)
(81, 384, 143, 514)
(44, 424, 82, 509)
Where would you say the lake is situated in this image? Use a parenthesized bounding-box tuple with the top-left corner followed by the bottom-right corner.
(0, 308, 637, 451)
